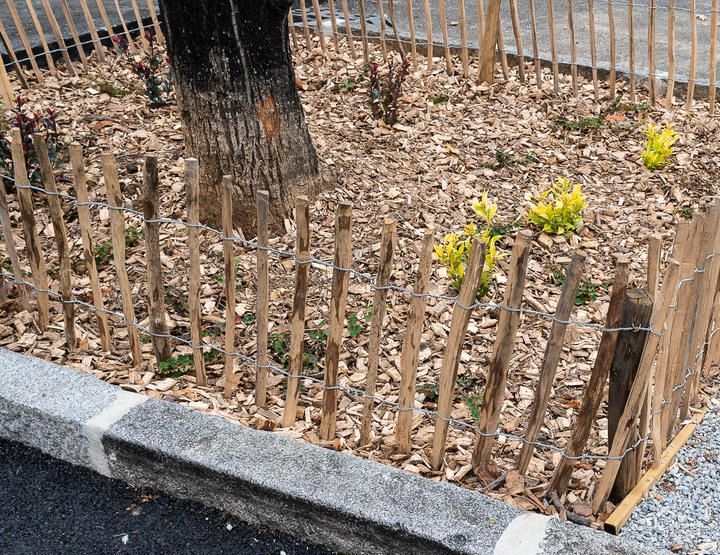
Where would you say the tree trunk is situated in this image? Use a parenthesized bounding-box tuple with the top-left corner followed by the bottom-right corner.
(158, 0, 322, 231)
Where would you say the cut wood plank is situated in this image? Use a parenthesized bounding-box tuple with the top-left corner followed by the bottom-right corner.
(102, 153, 142, 366)
(319, 202, 353, 440)
(34, 134, 75, 350)
(592, 259, 680, 514)
(517, 251, 586, 475)
(546, 256, 630, 497)
(360, 218, 396, 446)
(431, 239, 486, 470)
(395, 230, 434, 453)
(472, 231, 532, 481)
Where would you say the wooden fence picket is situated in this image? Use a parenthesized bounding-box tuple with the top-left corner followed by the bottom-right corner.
(360, 217, 396, 446)
(0, 18, 29, 88)
(647, 0, 656, 104)
(587, 0, 599, 100)
(404, 0, 417, 67)
(508, 0, 525, 82)
(457, 0, 469, 77)
(711, 0, 719, 113)
(327, 0, 340, 53)
(546, 0, 559, 92)
(431, 239, 486, 470)
(78, 0, 106, 62)
(311, 0, 327, 51)
(102, 153, 142, 365)
(23, 0, 57, 75)
(567, 0, 578, 95)
(528, 0, 540, 86)
(58, 0, 90, 70)
(0, 178, 29, 310)
(255, 190, 270, 408)
(686, 0, 698, 109)
(5, 0, 44, 83)
(39, 0, 78, 76)
(516, 251, 586, 475)
(222, 176, 236, 397)
(340, 0, 356, 58)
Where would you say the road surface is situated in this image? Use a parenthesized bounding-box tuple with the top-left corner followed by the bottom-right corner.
(0, 438, 335, 555)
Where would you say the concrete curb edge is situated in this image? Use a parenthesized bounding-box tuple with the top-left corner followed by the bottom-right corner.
(0, 349, 666, 554)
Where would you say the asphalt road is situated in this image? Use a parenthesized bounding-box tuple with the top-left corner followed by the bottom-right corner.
(0, 438, 335, 555)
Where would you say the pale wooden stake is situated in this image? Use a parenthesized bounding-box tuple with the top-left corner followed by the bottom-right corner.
(327, 0, 340, 53)
(508, 0, 525, 82)
(437, 0, 453, 75)
(256, 190, 270, 408)
(647, 0, 656, 104)
(184, 158, 206, 386)
(222, 177, 236, 398)
(142, 154, 171, 362)
(38, 0, 78, 76)
(129, 0, 148, 48)
(94, 0, 118, 43)
(34, 134, 75, 349)
(479, 0, 502, 83)
(627, 0, 636, 101)
(70, 144, 110, 351)
(357, 0, 369, 63)
(608, 0, 616, 97)
(281, 196, 311, 428)
(23, 0, 57, 75)
(5, 0, 44, 83)
(710, 0, 719, 113)
(78, 0, 106, 62)
(311, 0, 327, 51)
(516, 251, 586, 475)
(457, 0, 469, 77)
(359, 218, 396, 446)
(289, 8, 299, 50)
(567, 0, 578, 95)
(340, 0, 357, 58)
(423, 0, 433, 70)
(647, 234, 662, 301)
(686, 0, 698, 109)
(319, 203, 353, 440)
(145, 0, 164, 43)
(665, 0, 676, 107)
(0, 58, 12, 108)
(395, 230, 434, 453)
(102, 153, 142, 365)
(497, 23, 510, 80)
(547, 256, 630, 497)
(0, 18, 29, 89)
(472, 231, 532, 480)
(592, 260, 680, 514)
(587, 0, 599, 101)
(58, 0, 90, 70)
(431, 240, 487, 471)
(375, 0, 388, 60)
(299, 0, 312, 48)
(11, 129, 48, 330)
(546, 0, 559, 92)
(404, 0, 417, 67)
(112, 0, 136, 50)
(0, 179, 29, 310)
(386, 0, 406, 57)
(528, 0, 541, 86)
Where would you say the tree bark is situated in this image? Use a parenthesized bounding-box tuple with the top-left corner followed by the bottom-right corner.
(159, 0, 322, 231)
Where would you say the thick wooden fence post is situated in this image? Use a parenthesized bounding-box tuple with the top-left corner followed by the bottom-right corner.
(547, 256, 630, 497)
(185, 158, 206, 386)
(431, 239, 486, 471)
(256, 190, 270, 408)
(608, 289, 653, 502)
(360, 218, 396, 446)
(319, 202, 353, 440)
(12, 129, 49, 330)
(592, 260, 680, 514)
(142, 155, 172, 362)
(478, 0, 501, 83)
(394, 230, 434, 453)
(516, 252, 586, 475)
(282, 196, 311, 427)
(102, 153, 142, 366)
(34, 134, 76, 350)
(472, 231, 532, 481)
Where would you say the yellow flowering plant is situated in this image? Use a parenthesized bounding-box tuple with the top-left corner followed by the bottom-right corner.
(528, 178, 587, 236)
(642, 123, 679, 171)
(434, 192, 507, 299)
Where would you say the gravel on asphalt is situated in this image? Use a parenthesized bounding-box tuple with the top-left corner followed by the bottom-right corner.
(621, 398, 720, 555)
(0, 438, 335, 555)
